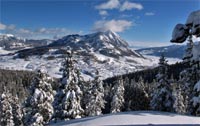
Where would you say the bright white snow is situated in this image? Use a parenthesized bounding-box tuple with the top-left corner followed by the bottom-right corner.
(0, 52, 181, 80)
(50, 111, 200, 126)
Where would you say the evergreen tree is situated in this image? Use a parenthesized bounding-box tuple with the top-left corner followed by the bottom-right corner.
(81, 80, 91, 109)
(24, 69, 54, 126)
(192, 80, 200, 116)
(0, 87, 23, 126)
(110, 76, 125, 113)
(136, 77, 150, 110)
(190, 52, 200, 116)
(11, 95, 23, 126)
(0, 88, 14, 126)
(179, 34, 200, 115)
(182, 35, 193, 64)
(172, 83, 186, 114)
(151, 54, 174, 112)
(170, 11, 200, 115)
(137, 77, 149, 99)
(125, 78, 137, 111)
(85, 70, 105, 116)
(53, 51, 84, 121)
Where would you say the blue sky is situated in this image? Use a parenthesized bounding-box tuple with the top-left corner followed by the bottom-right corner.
(0, 0, 199, 47)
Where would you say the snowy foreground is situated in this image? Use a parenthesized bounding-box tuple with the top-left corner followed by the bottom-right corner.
(51, 111, 200, 126)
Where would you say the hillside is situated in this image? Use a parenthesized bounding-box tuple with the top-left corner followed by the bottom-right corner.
(0, 31, 179, 80)
(136, 41, 200, 59)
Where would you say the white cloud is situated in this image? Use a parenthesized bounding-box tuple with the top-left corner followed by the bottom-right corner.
(120, 1, 143, 11)
(145, 12, 155, 16)
(93, 19, 132, 32)
(0, 23, 7, 30)
(99, 10, 109, 16)
(95, 0, 120, 10)
(1, 23, 77, 39)
(35, 27, 70, 34)
(95, 0, 143, 15)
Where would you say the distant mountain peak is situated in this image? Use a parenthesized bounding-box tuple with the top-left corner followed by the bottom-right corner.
(49, 31, 142, 58)
(104, 30, 119, 36)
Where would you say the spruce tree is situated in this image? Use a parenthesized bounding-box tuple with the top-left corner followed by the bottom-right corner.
(150, 54, 174, 112)
(179, 34, 200, 115)
(85, 70, 105, 116)
(11, 95, 23, 126)
(0, 87, 23, 126)
(24, 69, 54, 126)
(53, 51, 84, 120)
(110, 76, 125, 113)
(192, 80, 200, 116)
(137, 77, 149, 98)
(0, 88, 14, 126)
(170, 10, 200, 115)
(172, 83, 186, 114)
(136, 77, 150, 110)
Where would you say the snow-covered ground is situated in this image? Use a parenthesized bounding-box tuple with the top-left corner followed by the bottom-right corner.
(0, 52, 181, 80)
(51, 111, 200, 126)
(144, 55, 182, 65)
(0, 47, 16, 55)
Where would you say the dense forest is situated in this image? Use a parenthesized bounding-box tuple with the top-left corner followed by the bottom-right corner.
(0, 61, 185, 105)
(0, 47, 199, 126)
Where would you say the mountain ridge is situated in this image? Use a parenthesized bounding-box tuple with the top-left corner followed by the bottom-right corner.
(49, 30, 142, 58)
(0, 34, 52, 50)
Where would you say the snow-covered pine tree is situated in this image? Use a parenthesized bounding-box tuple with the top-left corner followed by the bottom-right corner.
(24, 69, 54, 126)
(125, 78, 136, 111)
(11, 95, 23, 126)
(191, 53, 200, 116)
(53, 51, 84, 121)
(0, 87, 23, 126)
(192, 80, 200, 116)
(172, 83, 186, 114)
(110, 76, 125, 113)
(0, 88, 14, 126)
(137, 77, 149, 98)
(183, 35, 193, 64)
(81, 80, 91, 110)
(150, 54, 174, 112)
(85, 70, 105, 116)
(170, 10, 200, 115)
(179, 34, 200, 115)
(136, 77, 150, 110)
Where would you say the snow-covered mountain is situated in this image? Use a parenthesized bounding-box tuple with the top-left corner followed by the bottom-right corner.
(0, 34, 52, 50)
(136, 41, 200, 60)
(49, 30, 142, 58)
(136, 44, 186, 59)
(0, 31, 178, 79)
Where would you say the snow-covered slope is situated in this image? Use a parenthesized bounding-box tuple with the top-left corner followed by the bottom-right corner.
(51, 111, 200, 126)
(49, 30, 142, 58)
(136, 44, 186, 59)
(0, 52, 157, 80)
(0, 31, 182, 80)
(136, 41, 200, 59)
